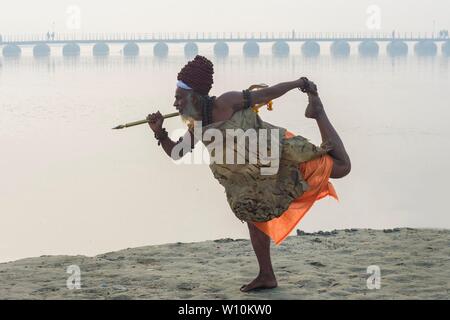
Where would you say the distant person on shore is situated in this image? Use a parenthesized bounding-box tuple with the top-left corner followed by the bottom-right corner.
(147, 55, 351, 292)
(51, 32, 55, 41)
(46, 32, 51, 41)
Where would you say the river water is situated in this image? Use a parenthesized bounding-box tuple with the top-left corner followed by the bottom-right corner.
(1, 43, 449, 262)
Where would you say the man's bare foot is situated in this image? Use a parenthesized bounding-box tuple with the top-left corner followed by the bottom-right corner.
(240, 273, 278, 292)
(304, 81, 325, 119)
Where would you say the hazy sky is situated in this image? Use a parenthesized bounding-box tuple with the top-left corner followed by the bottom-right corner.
(0, 0, 448, 34)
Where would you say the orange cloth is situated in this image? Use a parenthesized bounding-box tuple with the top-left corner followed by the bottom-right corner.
(253, 130, 339, 245)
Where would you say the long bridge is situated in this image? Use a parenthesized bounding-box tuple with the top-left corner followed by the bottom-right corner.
(1, 32, 449, 58)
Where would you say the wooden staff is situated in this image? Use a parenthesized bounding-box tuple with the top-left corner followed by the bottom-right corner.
(112, 112, 180, 130)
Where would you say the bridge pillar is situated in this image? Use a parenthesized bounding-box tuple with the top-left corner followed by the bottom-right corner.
(358, 41, 379, 57)
(443, 40, 450, 57)
(154, 42, 169, 58)
(184, 42, 198, 58)
(243, 41, 259, 57)
(272, 41, 289, 57)
(331, 40, 350, 57)
(387, 40, 408, 57)
(214, 41, 229, 58)
(414, 40, 437, 57)
(2, 44, 21, 57)
(301, 41, 320, 57)
(123, 42, 139, 56)
(93, 42, 110, 56)
(33, 44, 51, 57)
(63, 43, 81, 57)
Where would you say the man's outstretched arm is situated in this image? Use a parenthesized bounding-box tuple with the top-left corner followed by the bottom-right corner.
(215, 78, 307, 112)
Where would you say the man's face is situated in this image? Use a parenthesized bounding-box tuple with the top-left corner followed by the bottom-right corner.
(173, 87, 202, 124)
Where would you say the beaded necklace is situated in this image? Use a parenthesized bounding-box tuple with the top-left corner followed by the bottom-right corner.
(202, 95, 216, 127)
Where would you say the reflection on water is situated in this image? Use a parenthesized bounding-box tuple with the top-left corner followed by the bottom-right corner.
(2, 54, 448, 76)
(0, 54, 449, 262)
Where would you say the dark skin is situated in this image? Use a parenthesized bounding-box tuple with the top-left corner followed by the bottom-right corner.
(147, 78, 351, 292)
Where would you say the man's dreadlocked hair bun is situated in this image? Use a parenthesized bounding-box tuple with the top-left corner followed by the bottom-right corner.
(177, 55, 214, 96)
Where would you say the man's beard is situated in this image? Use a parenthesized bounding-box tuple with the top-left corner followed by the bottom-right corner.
(180, 97, 202, 128)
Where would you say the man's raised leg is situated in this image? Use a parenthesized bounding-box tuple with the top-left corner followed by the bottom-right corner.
(304, 81, 351, 179)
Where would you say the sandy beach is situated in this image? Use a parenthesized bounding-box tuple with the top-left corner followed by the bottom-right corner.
(0, 228, 449, 300)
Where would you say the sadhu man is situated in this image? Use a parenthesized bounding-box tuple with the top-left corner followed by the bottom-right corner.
(147, 55, 351, 292)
